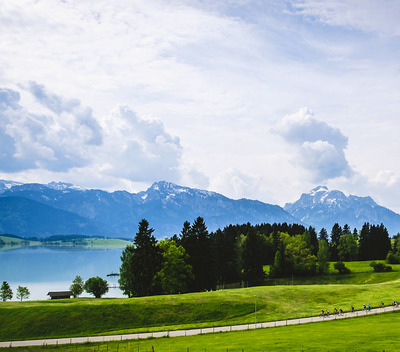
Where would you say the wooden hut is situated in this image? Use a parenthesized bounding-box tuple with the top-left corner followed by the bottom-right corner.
(47, 291, 73, 299)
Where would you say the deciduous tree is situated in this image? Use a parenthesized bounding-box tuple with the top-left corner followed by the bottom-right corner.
(155, 239, 193, 294)
(16, 286, 30, 301)
(70, 275, 84, 298)
(317, 240, 330, 274)
(338, 233, 358, 261)
(84, 277, 108, 298)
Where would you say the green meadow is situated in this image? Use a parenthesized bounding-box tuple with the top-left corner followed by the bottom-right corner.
(1, 261, 400, 342)
(3, 311, 400, 351)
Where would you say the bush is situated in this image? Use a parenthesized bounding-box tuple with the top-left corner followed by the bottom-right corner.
(333, 261, 351, 274)
(370, 261, 392, 272)
(386, 252, 400, 264)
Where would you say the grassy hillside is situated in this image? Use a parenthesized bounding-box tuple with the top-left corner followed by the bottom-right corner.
(3, 310, 400, 351)
(1, 265, 400, 341)
(265, 260, 400, 285)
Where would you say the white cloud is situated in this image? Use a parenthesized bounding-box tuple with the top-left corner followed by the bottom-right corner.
(0, 86, 95, 172)
(0, 84, 184, 183)
(0, 0, 400, 214)
(291, 0, 400, 36)
(210, 168, 262, 201)
(97, 105, 183, 182)
(274, 108, 352, 182)
(372, 170, 398, 188)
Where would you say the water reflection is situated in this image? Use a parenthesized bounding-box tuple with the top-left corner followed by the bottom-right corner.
(0, 247, 125, 300)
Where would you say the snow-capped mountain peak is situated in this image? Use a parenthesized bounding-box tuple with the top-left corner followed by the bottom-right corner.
(0, 180, 23, 194)
(284, 186, 400, 234)
(46, 181, 85, 191)
(309, 185, 328, 196)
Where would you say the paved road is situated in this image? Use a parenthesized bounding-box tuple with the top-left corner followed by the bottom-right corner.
(0, 306, 398, 348)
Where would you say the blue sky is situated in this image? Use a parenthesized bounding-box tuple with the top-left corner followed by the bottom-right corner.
(1, 0, 400, 211)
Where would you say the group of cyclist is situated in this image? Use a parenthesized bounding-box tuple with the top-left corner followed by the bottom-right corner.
(319, 301, 398, 317)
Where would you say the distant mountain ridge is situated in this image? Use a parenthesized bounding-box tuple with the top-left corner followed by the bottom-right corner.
(1, 180, 400, 238)
(284, 186, 400, 235)
(0, 180, 297, 238)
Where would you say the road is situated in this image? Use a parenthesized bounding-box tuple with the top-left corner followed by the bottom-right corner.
(0, 305, 398, 348)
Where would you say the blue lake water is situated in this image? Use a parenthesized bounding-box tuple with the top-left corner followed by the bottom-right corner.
(0, 247, 125, 300)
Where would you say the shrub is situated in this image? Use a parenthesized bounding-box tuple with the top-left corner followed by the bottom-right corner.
(386, 252, 400, 264)
(334, 261, 351, 274)
(370, 261, 392, 272)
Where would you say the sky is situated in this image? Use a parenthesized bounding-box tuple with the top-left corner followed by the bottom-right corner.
(1, 0, 400, 212)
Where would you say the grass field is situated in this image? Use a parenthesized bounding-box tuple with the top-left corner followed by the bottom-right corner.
(265, 260, 400, 285)
(2, 260, 400, 342)
(2, 310, 400, 351)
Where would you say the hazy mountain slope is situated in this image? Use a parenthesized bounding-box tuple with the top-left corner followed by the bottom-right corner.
(0, 181, 297, 238)
(0, 196, 100, 238)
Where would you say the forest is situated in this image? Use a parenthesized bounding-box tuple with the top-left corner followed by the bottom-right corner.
(119, 218, 399, 297)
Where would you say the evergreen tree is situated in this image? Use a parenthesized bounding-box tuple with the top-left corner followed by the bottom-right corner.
(119, 219, 162, 297)
(330, 223, 343, 261)
(242, 228, 266, 285)
(213, 226, 241, 287)
(358, 223, 391, 260)
(318, 228, 328, 241)
(0, 281, 13, 301)
(371, 224, 391, 260)
(353, 228, 359, 241)
(192, 217, 216, 291)
(358, 223, 371, 260)
(304, 226, 319, 256)
(180, 217, 216, 291)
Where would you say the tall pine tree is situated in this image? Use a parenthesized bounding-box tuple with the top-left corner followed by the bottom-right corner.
(181, 217, 216, 291)
(330, 223, 343, 261)
(119, 219, 162, 297)
(242, 228, 265, 285)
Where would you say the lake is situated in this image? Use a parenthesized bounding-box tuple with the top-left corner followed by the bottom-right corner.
(0, 247, 126, 300)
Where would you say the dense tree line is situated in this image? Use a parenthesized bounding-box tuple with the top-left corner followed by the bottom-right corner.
(119, 219, 395, 297)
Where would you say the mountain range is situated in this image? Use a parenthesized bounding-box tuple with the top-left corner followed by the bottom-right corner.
(1, 181, 400, 238)
(284, 185, 400, 235)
